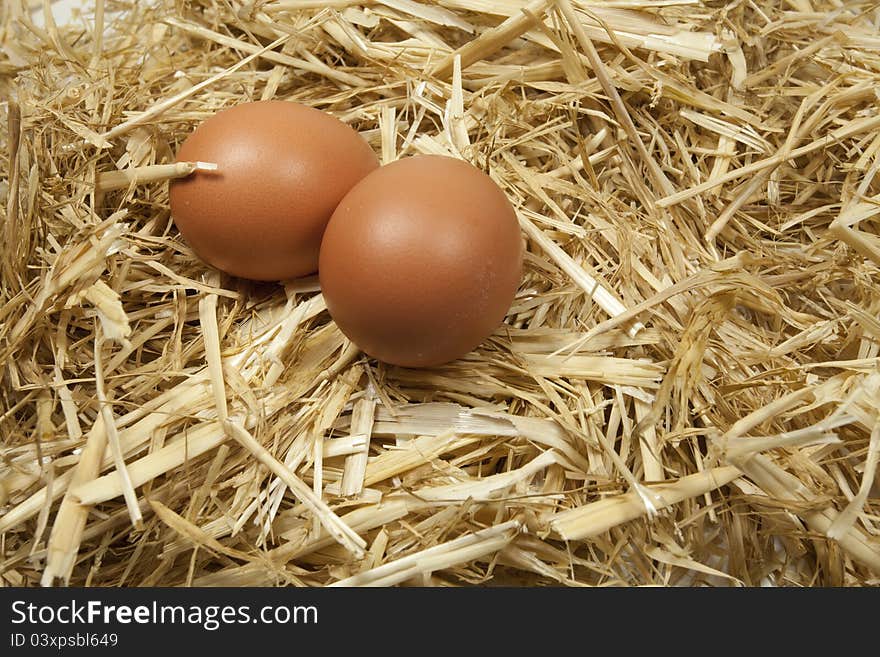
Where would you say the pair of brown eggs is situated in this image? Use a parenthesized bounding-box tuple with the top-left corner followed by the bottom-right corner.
(169, 101, 523, 367)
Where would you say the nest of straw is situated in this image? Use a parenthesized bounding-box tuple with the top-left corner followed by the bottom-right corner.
(1, 0, 879, 588)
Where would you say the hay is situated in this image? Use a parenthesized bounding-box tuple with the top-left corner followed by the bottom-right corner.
(1, 0, 879, 588)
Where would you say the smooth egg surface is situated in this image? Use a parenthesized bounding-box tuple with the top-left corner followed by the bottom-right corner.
(170, 100, 378, 281)
(319, 155, 523, 367)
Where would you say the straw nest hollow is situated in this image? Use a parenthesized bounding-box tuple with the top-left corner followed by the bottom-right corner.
(1, 0, 879, 587)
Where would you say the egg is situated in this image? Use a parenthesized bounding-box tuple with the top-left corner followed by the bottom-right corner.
(169, 100, 378, 281)
(319, 155, 523, 367)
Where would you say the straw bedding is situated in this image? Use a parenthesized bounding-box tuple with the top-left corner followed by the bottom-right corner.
(1, 0, 879, 587)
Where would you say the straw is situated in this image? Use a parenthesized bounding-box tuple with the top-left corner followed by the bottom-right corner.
(3, 0, 879, 587)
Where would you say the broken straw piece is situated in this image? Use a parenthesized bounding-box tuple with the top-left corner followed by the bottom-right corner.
(95, 161, 219, 192)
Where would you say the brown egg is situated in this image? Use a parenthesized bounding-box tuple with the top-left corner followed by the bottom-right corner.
(169, 100, 378, 281)
(319, 155, 523, 367)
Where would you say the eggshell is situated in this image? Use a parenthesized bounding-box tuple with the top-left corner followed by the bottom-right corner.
(169, 100, 378, 281)
(319, 155, 523, 367)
